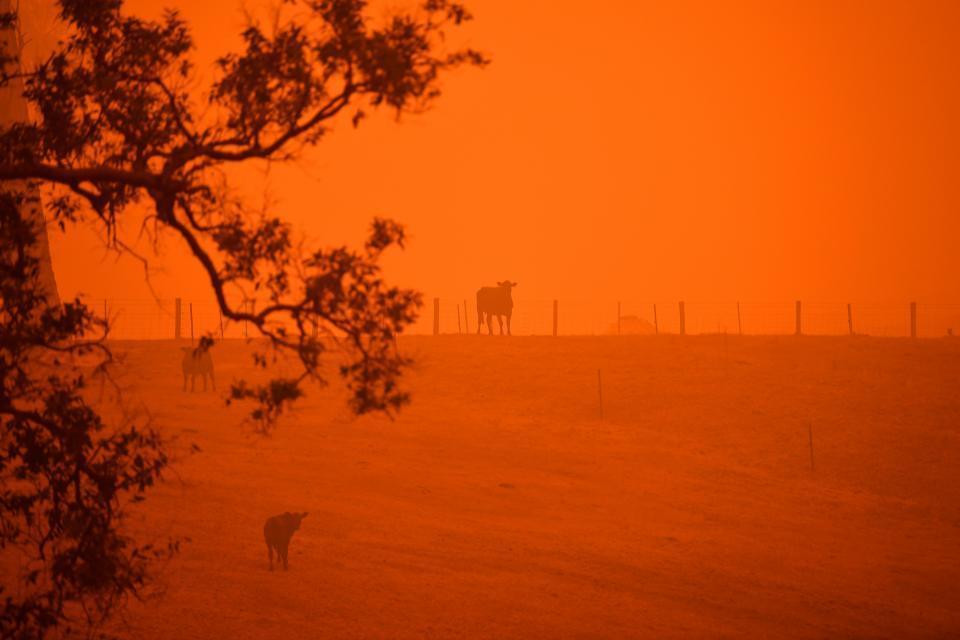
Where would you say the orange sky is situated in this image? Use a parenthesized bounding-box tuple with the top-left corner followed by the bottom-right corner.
(46, 0, 960, 311)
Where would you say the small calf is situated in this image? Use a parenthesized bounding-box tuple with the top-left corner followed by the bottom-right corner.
(181, 343, 215, 391)
(264, 512, 308, 571)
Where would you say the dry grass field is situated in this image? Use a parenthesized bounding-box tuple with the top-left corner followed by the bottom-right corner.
(94, 335, 960, 639)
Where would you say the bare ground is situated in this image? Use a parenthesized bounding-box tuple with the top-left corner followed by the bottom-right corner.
(98, 335, 960, 638)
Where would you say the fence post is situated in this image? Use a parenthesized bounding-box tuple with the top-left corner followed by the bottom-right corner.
(463, 298, 469, 334)
(847, 303, 853, 336)
(552, 300, 558, 337)
(433, 298, 440, 336)
(457, 304, 462, 334)
(795, 300, 802, 335)
(737, 301, 742, 335)
(597, 369, 603, 420)
(175, 297, 182, 339)
(189, 302, 194, 344)
(653, 303, 658, 334)
(679, 301, 686, 336)
(617, 301, 621, 335)
(910, 302, 917, 338)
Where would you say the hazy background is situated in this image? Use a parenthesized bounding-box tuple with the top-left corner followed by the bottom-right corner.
(11, 5, 960, 636)
(39, 0, 960, 310)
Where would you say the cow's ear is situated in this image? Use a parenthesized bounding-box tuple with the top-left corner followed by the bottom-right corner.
(511, 282, 518, 286)
(496, 281, 504, 286)
(301, 512, 308, 519)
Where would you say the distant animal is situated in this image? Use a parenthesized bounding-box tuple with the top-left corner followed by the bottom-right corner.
(476, 281, 518, 336)
(181, 340, 215, 391)
(264, 511, 308, 571)
(607, 315, 656, 336)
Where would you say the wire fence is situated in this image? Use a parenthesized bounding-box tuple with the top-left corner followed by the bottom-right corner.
(101, 298, 246, 341)
(414, 297, 960, 338)
(96, 296, 960, 340)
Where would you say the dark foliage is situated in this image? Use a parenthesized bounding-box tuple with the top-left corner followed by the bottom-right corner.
(0, 0, 484, 636)
(0, 192, 175, 639)
(0, 0, 486, 425)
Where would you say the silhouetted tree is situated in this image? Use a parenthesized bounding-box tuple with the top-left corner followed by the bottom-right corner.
(0, 0, 485, 421)
(0, 0, 484, 636)
(0, 192, 174, 638)
(0, 0, 60, 307)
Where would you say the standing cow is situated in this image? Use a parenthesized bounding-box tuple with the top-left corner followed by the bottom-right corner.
(264, 511, 308, 571)
(476, 281, 518, 336)
(181, 339, 215, 391)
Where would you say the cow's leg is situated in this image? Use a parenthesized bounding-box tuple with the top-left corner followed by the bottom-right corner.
(477, 307, 483, 334)
(497, 315, 504, 335)
(506, 313, 512, 336)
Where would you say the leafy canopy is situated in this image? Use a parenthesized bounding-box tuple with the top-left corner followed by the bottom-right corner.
(0, 0, 486, 426)
(0, 1, 484, 637)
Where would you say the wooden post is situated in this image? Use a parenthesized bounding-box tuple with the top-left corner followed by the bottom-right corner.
(175, 297, 182, 339)
(910, 302, 917, 338)
(189, 302, 194, 344)
(723, 329, 729, 368)
(847, 303, 853, 336)
(617, 301, 621, 335)
(457, 303, 462, 334)
(808, 423, 815, 471)
(653, 303, 658, 334)
(679, 301, 686, 336)
(553, 300, 558, 337)
(463, 298, 469, 334)
(737, 301, 742, 335)
(433, 298, 440, 336)
(597, 369, 603, 420)
(795, 300, 802, 336)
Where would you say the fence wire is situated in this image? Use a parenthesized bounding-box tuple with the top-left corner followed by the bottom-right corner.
(93, 297, 960, 340)
(412, 298, 960, 338)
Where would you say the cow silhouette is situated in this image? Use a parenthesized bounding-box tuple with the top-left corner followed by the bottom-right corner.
(264, 511, 308, 571)
(476, 281, 517, 336)
(181, 338, 215, 391)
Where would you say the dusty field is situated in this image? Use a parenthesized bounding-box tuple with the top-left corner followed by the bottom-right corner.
(98, 335, 960, 639)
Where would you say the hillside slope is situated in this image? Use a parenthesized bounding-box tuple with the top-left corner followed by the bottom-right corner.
(99, 335, 960, 638)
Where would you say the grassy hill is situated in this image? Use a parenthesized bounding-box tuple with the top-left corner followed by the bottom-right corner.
(98, 335, 960, 638)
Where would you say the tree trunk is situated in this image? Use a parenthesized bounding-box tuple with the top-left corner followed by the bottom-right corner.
(1, 0, 60, 306)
